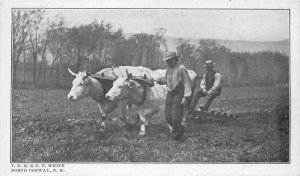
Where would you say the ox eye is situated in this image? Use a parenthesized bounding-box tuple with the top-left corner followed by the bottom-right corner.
(79, 82, 84, 86)
(129, 82, 135, 87)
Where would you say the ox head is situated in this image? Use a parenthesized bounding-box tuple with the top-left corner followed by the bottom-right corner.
(67, 68, 91, 101)
(105, 69, 154, 101)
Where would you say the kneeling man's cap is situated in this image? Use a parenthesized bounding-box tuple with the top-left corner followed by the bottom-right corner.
(203, 60, 215, 67)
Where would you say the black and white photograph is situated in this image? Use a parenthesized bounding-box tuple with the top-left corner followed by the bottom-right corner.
(1, 0, 300, 175)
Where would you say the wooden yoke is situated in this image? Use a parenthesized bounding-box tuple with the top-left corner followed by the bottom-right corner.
(130, 74, 155, 87)
(91, 73, 118, 94)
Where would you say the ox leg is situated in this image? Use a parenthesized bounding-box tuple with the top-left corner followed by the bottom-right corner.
(164, 94, 174, 134)
(159, 106, 172, 134)
(181, 108, 189, 127)
(97, 102, 119, 131)
(97, 104, 107, 131)
(138, 109, 157, 135)
(166, 122, 172, 134)
(138, 112, 146, 135)
(119, 102, 128, 125)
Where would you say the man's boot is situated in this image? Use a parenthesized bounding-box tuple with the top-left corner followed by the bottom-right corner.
(173, 125, 185, 141)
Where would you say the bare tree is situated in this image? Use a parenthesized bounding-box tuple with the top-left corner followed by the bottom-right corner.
(48, 17, 66, 76)
(66, 25, 92, 72)
(153, 28, 167, 68)
(130, 33, 164, 68)
(36, 18, 53, 84)
(12, 10, 30, 84)
(27, 9, 45, 83)
(64, 20, 114, 72)
(176, 39, 196, 70)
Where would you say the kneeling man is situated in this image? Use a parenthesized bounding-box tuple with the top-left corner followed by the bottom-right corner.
(190, 60, 222, 112)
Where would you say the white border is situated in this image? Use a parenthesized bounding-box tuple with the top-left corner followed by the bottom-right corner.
(1, 0, 300, 175)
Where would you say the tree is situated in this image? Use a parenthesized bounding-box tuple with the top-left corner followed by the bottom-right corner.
(196, 39, 219, 64)
(176, 38, 196, 71)
(48, 16, 66, 76)
(130, 33, 150, 66)
(109, 28, 127, 66)
(229, 56, 249, 86)
(65, 20, 111, 72)
(27, 9, 45, 83)
(35, 18, 52, 85)
(272, 52, 289, 84)
(152, 28, 167, 68)
(127, 32, 165, 68)
(12, 9, 30, 84)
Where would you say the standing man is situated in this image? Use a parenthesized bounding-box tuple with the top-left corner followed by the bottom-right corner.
(158, 52, 192, 141)
(190, 60, 222, 112)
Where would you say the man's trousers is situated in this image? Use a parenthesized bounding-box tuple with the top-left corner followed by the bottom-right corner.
(190, 88, 221, 112)
(165, 84, 186, 139)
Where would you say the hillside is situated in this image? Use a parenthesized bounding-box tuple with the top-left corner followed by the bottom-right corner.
(217, 39, 289, 56)
(163, 36, 289, 56)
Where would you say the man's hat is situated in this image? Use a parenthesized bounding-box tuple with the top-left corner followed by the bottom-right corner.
(203, 60, 215, 67)
(163, 51, 180, 61)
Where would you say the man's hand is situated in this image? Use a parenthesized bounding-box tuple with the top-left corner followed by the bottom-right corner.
(207, 90, 212, 95)
(181, 97, 188, 106)
(202, 89, 207, 94)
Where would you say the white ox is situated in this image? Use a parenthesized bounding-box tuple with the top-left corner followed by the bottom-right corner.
(105, 69, 197, 135)
(67, 66, 158, 130)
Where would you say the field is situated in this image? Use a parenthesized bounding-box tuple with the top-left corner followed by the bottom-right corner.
(12, 86, 289, 162)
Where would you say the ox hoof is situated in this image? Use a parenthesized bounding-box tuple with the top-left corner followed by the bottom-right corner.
(181, 122, 186, 127)
(167, 124, 172, 134)
(99, 126, 106, 131)
(138, 131, 145, 136)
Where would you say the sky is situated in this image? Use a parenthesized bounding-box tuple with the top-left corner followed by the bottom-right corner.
(45, 9, 289, 41)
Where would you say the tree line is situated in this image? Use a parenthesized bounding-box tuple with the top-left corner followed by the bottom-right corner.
(12, 9, 289, 88)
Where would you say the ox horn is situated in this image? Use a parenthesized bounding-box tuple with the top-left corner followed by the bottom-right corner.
(68, 67, 77, 76)
(111, 66, 119, 78)
(126, 68, 132, 78)
(84, 70, 91, 77)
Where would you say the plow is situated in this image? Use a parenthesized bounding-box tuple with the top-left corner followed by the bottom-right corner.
(183, 108, 239, 126)
(195, 109, 239, 120)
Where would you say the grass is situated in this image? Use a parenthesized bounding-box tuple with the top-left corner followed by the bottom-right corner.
(11, 86, 289, 162)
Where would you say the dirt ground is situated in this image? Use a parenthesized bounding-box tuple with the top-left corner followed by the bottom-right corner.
(11, 86, 289, 162)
